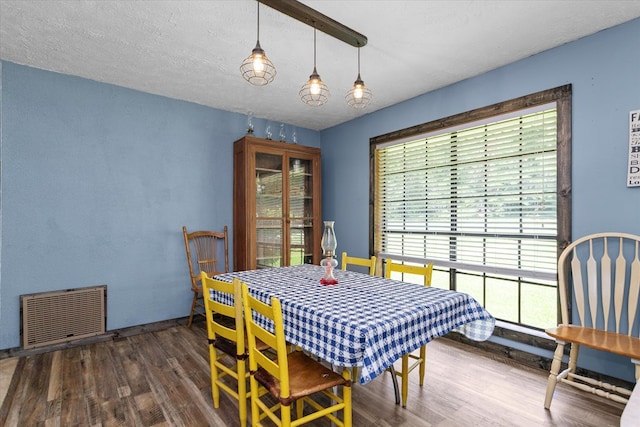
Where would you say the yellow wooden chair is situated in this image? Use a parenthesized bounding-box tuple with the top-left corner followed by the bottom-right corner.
(201, 273, 269, 426)
(385, 258, 434, 408)
(241, 282, 352, 427)
(544, 232, 640, 410)
(341, 252, 377, 382)
(183, 226, 229, 328)
(341, 252, 377, 276)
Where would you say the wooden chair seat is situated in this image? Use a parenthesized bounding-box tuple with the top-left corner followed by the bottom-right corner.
(254, 350, 351, 406)
(213, 334, 270, 359)
(546, 325, 640, 360)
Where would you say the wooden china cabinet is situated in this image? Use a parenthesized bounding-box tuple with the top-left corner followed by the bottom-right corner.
(233, 136, 322, 271)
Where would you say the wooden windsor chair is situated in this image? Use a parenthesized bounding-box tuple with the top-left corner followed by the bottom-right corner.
(182, 225, 229, 328)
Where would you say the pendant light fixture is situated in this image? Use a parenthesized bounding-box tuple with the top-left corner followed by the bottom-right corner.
(299, 27, 330, 107)
(345, 45, 373, 109)
(240, 1, 276, 86)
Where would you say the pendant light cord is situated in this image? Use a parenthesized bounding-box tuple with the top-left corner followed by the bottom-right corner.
(257, 2, 260, 39)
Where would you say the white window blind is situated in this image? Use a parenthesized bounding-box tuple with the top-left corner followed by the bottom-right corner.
(375, 106, 558, 280)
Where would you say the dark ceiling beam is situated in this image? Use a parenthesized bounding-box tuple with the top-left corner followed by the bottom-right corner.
(258, 0, 368, 47)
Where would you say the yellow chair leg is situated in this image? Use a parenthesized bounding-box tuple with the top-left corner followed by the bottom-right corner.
(344, 370, 353, 427)
(210, 349, 220, 408)
(237, 359, 247, 426)
(250, 378, 260, 427)
(418, 345, 426, 386)
(281, 403, 292, 427)
(296, 399, 304, 420)
(401, 354, 409, 408)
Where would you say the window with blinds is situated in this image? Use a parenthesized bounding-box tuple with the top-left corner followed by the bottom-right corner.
(372, 86, 572, 330)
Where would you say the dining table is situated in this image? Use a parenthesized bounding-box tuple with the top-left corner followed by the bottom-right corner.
(214, 263, 495, 393)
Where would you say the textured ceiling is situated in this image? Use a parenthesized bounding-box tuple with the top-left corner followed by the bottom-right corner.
(1, 1, 640, 131)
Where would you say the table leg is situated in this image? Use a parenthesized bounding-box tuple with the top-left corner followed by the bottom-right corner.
(388, 365, 400, 405)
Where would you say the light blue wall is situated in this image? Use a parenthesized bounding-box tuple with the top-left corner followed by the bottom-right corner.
(320, 18, 640, 382)
(0, 62, 319, 349)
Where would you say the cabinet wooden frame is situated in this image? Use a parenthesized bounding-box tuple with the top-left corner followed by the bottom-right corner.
(233, 136, 322, 271)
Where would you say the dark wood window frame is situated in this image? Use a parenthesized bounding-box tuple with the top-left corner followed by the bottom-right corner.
(369, 84, 572, 353)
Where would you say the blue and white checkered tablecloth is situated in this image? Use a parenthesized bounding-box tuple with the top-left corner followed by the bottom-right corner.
(214, 264, 495, 384)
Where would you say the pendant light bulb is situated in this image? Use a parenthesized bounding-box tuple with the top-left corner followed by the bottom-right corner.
(310, 79, 322, 95)
(346, 46, 372, 109)
(353, 83, 364, 99)
(240, 2, 276, 86)
(252, 53, 266, 74)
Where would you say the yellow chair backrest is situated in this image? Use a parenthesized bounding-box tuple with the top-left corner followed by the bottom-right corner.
(200, 272, 245, 355)
(384, 259, 433, 287)
(341, 252, 377, 276)
(241, 282, 291, 396)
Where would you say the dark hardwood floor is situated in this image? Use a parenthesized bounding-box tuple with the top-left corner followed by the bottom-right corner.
(0, 320, 625, 426)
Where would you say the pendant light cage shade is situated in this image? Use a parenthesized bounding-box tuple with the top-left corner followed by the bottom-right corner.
(345, 46, 372, 108)
(300, 68, 330, 106)
(240, 42, 277, 86)
(300, 28, 329, 106)
(345, 75, 373, 109)
(240, 2, 276, 86)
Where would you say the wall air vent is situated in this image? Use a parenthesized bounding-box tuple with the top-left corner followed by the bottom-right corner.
(20, 285, 106, 349)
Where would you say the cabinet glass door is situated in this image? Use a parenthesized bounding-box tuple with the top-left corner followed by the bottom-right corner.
(255, 153, 283, 268)
(289, 157, 314, 265)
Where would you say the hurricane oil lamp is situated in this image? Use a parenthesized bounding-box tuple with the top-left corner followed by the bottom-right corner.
(320, 221, 338, 285)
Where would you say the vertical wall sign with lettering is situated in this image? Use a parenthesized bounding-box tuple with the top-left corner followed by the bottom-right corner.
(628, 109, 640, 187)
